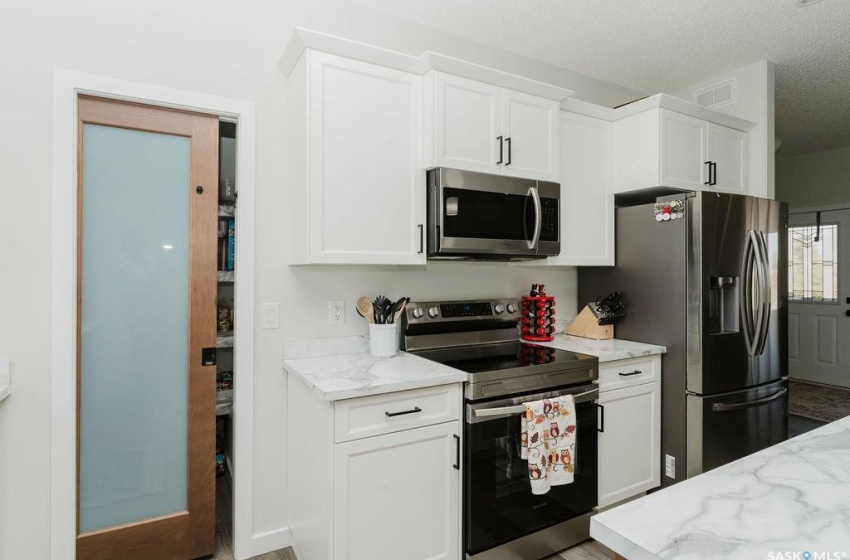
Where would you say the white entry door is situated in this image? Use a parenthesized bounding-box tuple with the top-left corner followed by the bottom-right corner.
(788, 209, 850, 387)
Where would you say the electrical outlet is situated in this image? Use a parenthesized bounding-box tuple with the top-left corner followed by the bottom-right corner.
(328, 300, 345, 325)
(665, 454, 676, 479)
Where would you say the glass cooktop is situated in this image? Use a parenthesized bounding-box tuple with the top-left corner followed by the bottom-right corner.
(411, 340, 595, 375)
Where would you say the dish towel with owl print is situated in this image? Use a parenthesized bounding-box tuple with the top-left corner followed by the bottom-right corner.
(520, 395, 577, 495)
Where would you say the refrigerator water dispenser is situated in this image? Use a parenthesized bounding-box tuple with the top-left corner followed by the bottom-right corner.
(709, 276, 739, 334)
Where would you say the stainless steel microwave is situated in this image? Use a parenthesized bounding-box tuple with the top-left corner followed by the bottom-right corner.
(427, 168, 560, 260)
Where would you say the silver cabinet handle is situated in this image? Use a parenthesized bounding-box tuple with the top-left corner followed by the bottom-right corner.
(712, 388, 787, 412)
(527, 187, 542, 250)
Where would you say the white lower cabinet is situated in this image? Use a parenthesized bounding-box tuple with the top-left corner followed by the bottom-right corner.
(597, 357, 661, 508)
(334, 422, 460, 560)
(288, 382, 462, 560)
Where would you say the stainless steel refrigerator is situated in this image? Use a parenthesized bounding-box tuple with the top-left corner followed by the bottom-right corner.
(579, 191, 788, 487)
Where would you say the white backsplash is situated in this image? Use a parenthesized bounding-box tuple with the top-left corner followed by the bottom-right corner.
(280, 261, 578, 339)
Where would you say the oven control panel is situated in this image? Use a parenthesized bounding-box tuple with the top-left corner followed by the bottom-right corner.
(405, 298, 521, 324)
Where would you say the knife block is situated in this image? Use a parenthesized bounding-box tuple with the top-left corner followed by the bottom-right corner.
(564, 304, 614, 340)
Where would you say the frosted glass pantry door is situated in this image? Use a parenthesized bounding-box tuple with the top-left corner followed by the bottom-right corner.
(76, 96, 217, 560)
(79, 124, 190, 531)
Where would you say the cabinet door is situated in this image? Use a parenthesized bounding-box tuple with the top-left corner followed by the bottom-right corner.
(310, 52, 425, 264)
(660, 109, 707, 191)
(501, 89, 560, 182)
(707, 123, 747, 194)
(434, 73, 502, 175)
(548, 112, 614, 266)
(334, 422, 460, 560)
(598, 382, 661, 507)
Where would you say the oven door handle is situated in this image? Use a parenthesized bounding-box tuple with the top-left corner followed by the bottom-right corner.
(472, 388, 599, 418)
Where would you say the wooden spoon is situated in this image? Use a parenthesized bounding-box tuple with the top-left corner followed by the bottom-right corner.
(356, 297, 375, 324)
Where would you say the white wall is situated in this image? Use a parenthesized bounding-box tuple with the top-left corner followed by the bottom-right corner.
(672, 61, 776, 199)
(776, 145, 850, 209)
(0, 2, 637, 558)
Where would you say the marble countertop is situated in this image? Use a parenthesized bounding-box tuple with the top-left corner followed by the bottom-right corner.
(533, 334, 666, 363)
(282, 336, 467, 401)
(591, 415, 850, 559)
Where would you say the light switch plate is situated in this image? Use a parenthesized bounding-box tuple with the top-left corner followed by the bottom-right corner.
(261, 303, 280, 330)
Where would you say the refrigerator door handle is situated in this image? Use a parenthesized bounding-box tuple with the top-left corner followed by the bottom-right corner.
(711, 387, 787, 412)
(742, 230, 771, 356)
(754, 231, 772, 355)
(742, 232, 758, 355)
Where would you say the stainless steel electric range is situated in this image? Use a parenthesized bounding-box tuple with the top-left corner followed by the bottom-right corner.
(402, 298, 600, 560)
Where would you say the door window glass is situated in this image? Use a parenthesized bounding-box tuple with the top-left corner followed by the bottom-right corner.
(788, 224, 838, 302)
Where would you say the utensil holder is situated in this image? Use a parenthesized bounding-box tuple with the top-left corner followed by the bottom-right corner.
(369, 323, 399, 357)
(521, 296, 556, 342)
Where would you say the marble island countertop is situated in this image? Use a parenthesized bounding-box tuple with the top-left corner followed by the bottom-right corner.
(282, 336, 467, 401)
(591, 415, 850, 559)
(533, 334, 666, 362)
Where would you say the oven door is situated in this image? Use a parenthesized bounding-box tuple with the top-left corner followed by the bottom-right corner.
(464, 384, 599, 557)
(428, 168, 559, 258)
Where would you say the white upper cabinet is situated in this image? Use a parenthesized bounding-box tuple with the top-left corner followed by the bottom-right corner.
(426, 72, 560, 182)
(660, 110, 707, 190)
(500, 89, 560, 181)
(432, 73, 501, 175)
(545, 111, 614, 266)
(287, 51, 425, 265)
(707, 122, 747, 194)
(614, 107, 749, 196)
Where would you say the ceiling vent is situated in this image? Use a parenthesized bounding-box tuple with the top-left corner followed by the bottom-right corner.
(694, 79, 736, 109)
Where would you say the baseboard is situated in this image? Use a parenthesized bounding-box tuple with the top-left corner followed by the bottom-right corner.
(237, 526, 292, 560)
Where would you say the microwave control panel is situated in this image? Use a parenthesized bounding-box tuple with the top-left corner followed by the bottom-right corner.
(541, 198, 559, 241)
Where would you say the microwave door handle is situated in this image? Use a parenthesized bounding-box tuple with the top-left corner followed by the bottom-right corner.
(527, 186, 542, 250)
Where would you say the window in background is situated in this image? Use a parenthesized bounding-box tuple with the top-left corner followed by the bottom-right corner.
(788, 224, 839, 302)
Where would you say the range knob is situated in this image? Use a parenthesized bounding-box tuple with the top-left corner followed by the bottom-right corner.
(506, 303, 518, 313)
(493, 303, 506, 314)
(427, 306, 440, 318)
(412, 307, 424, 319)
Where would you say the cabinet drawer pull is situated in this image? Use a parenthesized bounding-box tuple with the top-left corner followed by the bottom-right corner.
(505, 137, 512, 166)
(704, 161, 712, 185)
(453, 434, 460, 470)
(618, 370, 643, 377)
(385, 406, 422, 417)
(496, 135, 503, 164)
(417, 224, 424, 254)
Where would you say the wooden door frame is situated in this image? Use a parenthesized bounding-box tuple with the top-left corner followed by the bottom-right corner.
(51, 70, 258, 559)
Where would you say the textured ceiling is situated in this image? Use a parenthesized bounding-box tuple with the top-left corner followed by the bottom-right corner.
(347, 0, 850, 157)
